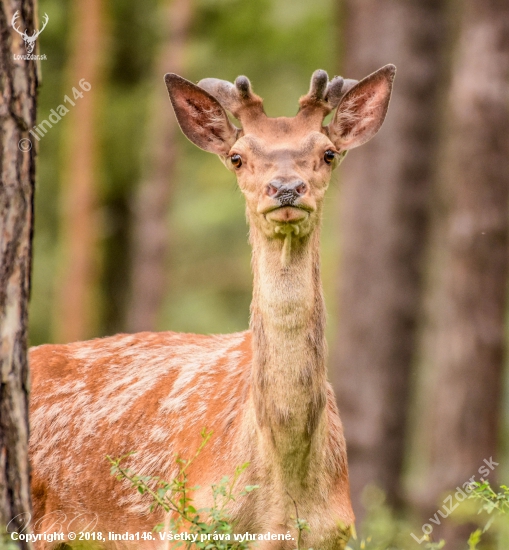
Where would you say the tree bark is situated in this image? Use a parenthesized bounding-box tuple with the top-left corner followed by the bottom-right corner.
(127, 0, 193, 333)
(410, 0, 509, 544)
(332, 0, 447, 517)
(0, 1, 38, 546)
(53, 0, 104, 343)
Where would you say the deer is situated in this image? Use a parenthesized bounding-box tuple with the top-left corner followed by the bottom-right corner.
(29, 64, 395, 549)
(11, 11, 49, 54)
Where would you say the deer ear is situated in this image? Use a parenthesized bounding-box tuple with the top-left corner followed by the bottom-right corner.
(328, 64, 396, 150)
(164, 73, 238, 156)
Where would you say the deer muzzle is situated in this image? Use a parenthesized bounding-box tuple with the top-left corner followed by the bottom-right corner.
(266, 180, 308, 207)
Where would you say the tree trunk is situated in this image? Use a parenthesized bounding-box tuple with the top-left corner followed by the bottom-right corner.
(53, 0, 104, 343)
(410, 0, 509, 544)
(127, 0, 193, 333)
(332, 0, 447, 517)
(0, 1, 38, 546)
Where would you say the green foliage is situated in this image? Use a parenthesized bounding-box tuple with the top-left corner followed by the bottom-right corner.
(111, 438, 508, 550)
(345, 482, 509, 550)
(110, 434, 509, 550)
(285, 491, 315, 550)
(345, 486, 415, 550)
(467, 530, 483, 550)
(463, 481, 509, 549)
(109, 430, 320, 550)
(0, 531, 21, 550)
(109, 430, 259, 549)
(467, 481, 509, 517)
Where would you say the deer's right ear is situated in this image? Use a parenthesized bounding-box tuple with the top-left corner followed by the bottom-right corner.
(164, 74, 239, 156)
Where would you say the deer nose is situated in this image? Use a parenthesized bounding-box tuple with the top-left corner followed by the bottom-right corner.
(266, 180, 308, 206)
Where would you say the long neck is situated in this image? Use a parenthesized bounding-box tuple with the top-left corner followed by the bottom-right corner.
(248, 217, 328, 478)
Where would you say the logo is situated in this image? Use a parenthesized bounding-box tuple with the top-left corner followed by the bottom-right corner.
(11, 10, 48, 59)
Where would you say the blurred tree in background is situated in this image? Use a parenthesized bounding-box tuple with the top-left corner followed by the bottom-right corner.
(52, 0, 105, 343)
(332, 0, 448, 518)
(128, 0, 193, 333)
(27, 0, 508, 547)
(409, 0, 509, 545)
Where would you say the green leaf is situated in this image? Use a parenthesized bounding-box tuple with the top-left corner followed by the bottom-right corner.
(467, 529, 482, 550)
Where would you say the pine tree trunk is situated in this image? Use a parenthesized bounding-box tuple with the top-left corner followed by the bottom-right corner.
(53, 0, 104, 343)
(410, 0, 509, 544)
(0, 1, 38, 545)
(332, 0, 447, 516)
(127, 0, 193, 332)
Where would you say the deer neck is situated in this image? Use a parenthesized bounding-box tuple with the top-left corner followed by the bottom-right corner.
(248, 216, 328, 479)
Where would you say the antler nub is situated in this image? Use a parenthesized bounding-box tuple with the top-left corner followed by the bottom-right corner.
(198, 75, 265, 124)
(299, 69, 333, 115)
(299, 70, 360, 118)
(309, 69, 329, 100)
(324, 76, 344, 108)
(197, 70, 360, 126)
(235, 76, 252, 99)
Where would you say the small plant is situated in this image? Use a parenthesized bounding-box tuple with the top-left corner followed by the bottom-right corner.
(109, 429, 259, 549)
(286, 491, 312, 550)
(463, 481, 509, 549)
(109, 431, 318, 550)
(467, 480, 509, 516)
(344, 481, 509, 550)
(423, 540, 446, 550)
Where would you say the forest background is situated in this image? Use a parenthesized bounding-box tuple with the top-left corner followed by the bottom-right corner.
(22, 0, 509, 547)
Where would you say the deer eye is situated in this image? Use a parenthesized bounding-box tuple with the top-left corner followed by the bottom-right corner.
(230, 154, 242, 169)
(323, 150, 336, 165)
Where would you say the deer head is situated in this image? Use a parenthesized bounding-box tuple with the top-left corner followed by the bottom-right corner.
(165, 66, 395, 265)
(11, 11, 49, 54)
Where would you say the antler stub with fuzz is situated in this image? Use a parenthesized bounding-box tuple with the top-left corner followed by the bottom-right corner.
(198, 74, 266, 128)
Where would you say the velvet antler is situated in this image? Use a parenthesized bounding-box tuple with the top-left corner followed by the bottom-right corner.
(198, 70, 359, 129)
(198, 75, 265, 124)
(298, 69, 359, 120)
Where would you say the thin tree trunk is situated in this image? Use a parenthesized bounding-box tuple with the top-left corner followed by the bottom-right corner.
(127, 0, 193, 333)
(410, 0, 509, 544)
(53, 0, 104, 343)
(0, 1, 38, 545)
(332, 0, 447, 516)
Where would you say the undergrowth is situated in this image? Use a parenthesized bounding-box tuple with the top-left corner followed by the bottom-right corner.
(110, 429, 257, 549)
(345, 481, 509, 550)
(109, 429, 314, 549)
(464, 481, 509, 549)
(109, 432, 509, 550)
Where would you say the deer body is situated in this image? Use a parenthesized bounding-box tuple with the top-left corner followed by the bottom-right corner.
(29, 65, 395, 549)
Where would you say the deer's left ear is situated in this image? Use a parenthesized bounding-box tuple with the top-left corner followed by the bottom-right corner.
(165, 73, 239, 156)
(328, 64, 396, 151)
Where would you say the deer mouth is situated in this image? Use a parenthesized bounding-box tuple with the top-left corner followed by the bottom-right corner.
(264, 206, 311, 224)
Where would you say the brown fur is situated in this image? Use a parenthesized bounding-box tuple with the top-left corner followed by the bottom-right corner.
(29, 66, 395, 549)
